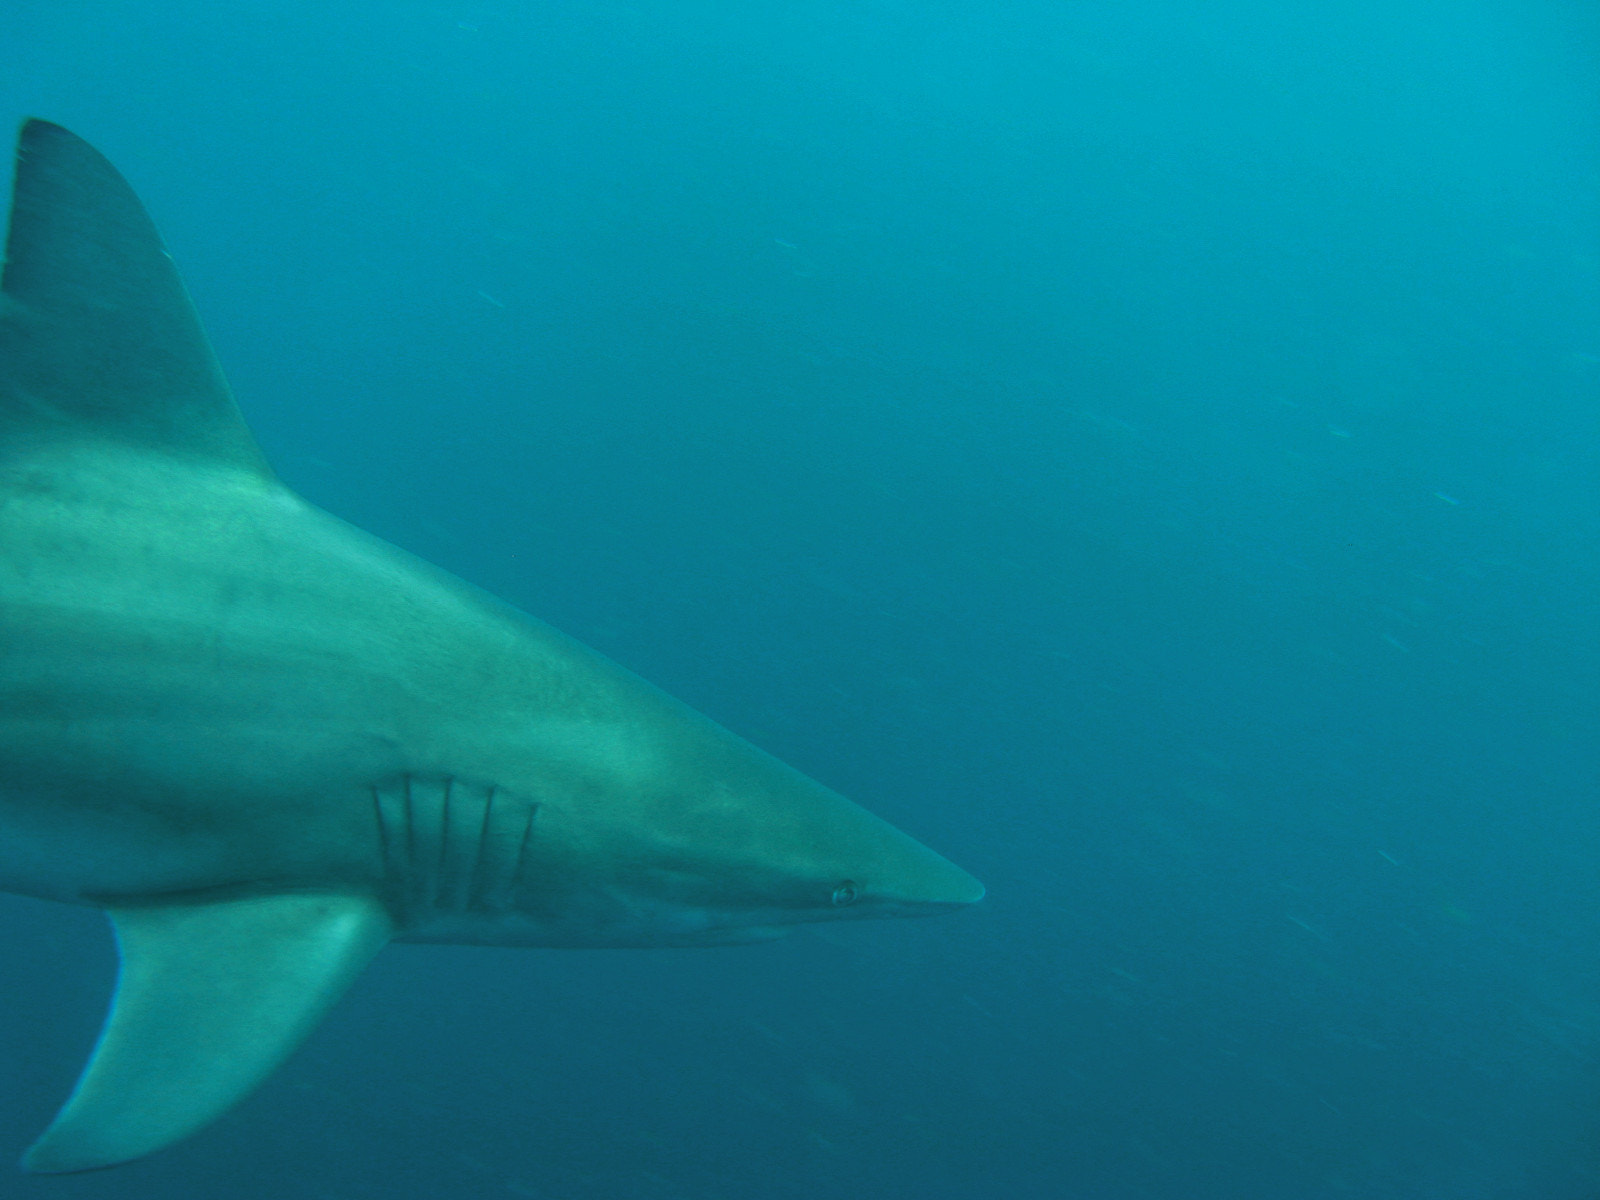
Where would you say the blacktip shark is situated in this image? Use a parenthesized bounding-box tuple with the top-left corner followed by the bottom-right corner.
(0, 120, 982, 1173)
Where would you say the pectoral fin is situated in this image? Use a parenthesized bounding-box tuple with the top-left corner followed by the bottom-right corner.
(23, 891, 393, 1174)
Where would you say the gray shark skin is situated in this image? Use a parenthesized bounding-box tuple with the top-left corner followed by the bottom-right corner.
(0, 120, 982, 1174)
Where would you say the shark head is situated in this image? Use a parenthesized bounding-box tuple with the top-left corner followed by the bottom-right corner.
(0, 118, 983, 1173)
(373, 694, 985, 949)
(533, 742, 987, 947)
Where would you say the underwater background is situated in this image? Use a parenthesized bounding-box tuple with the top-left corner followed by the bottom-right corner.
(1, 1, 1596, 1196)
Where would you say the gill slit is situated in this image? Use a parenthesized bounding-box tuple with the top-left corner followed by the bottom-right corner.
(512, 803, 538, 893)
(464, 783, 496, 903)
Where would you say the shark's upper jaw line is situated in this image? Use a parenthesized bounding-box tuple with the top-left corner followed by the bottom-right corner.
(0, 119, 982, 1173)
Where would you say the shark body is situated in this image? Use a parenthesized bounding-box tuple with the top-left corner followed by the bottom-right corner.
(0, 121, 981, 1173)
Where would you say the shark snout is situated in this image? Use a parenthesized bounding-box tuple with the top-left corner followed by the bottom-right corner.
(897, 855, 985, 912)
(937, 862, 987, 906)
(857, 827, 984, 915)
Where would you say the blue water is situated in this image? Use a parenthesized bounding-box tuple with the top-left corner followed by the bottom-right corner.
(2, 1, 1597, 1196)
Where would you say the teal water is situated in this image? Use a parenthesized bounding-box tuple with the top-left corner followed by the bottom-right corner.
(2, 2, 1597, 1196)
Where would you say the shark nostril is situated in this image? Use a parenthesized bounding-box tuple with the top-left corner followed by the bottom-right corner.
(830, 881, 860, 907)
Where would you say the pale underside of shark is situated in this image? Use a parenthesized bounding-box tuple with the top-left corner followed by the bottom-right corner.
(0, 120, 982, 1174)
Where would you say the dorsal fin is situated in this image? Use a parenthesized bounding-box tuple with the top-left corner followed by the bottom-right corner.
(0, 120, 269, 473)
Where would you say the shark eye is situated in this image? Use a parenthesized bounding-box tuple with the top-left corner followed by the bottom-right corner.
(830, 881, 860, 908)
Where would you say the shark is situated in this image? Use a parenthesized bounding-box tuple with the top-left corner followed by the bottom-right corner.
(0, 120, 982, 1174)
